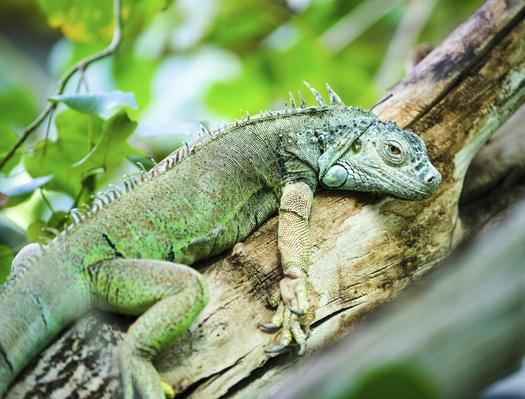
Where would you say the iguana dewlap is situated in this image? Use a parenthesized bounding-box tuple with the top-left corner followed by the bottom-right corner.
(0, 83, 441, 399)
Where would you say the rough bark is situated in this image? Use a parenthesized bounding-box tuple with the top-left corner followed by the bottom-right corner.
(271, 198, 525, 399)
(6, 0, 525, 398)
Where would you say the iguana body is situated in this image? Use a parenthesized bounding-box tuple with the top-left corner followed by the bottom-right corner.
(0, 83, 441, 399)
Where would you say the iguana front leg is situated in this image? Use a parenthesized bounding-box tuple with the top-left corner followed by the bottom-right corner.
(260, 182, 313, 355)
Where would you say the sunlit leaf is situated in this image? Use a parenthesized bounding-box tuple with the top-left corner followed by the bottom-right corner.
(24, 140, 82, 196)
(72, 109, 138, 171)
(23, 109, 104, 196)
(37, 0, 175, 45)
(26, 220, 47, 243)
(49, 91, 138, 117)
(1, 175, 52, 208)
(55, 107, 104, 143)
(23, 109, 138, 197)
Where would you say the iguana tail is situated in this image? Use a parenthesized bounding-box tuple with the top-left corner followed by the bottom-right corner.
(0, 252, 90, 396)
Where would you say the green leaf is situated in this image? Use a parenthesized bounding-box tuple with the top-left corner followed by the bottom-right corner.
(23, 109, 104, 196)
(24, 140, 81, 196)
(1, 176, 52, 208)
(49, 91, 138, 117)
(0, 245, 13, 285)
(26, 220, 47, 243)
(72, 109, 138, 171)
(23, 109, 138, 197)
(47, 211, 68, 231)
(37, 0, 174, 45)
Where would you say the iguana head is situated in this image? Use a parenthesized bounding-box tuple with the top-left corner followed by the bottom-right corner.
(320, 119, 441, 200)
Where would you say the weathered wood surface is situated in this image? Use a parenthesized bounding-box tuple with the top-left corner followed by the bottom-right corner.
(6, 0, 525, 397)
(272, 199, 525, 399)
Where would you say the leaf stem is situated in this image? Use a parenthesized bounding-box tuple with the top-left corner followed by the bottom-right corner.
(0, 0, 123, 171)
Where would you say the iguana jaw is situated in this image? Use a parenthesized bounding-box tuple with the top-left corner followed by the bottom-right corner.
(321, 161, 441, 200)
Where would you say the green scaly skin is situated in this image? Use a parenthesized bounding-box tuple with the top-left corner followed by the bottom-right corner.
(0, 83, 441, 398)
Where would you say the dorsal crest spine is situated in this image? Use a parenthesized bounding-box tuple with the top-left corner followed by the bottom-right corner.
(50, 82, 348, 245)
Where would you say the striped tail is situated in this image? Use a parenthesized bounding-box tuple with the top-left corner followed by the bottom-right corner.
(0, 253, 90, 396)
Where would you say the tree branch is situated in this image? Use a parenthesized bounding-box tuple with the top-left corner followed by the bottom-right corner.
(5, 0, 525, 398)
(272, 198, 525, 399)
(0, 0, 123, 172)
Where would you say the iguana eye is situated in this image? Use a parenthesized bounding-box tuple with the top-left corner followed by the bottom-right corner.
(382, 140, 406, 164)
(388, 144, 401, 156)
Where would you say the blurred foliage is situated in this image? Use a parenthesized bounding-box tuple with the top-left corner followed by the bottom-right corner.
(343, 362, 438, 399)
(0, 0, 482, 283)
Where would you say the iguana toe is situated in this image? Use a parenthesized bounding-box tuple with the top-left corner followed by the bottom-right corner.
(161, 381, 175, 399)
(297, 342, 306, 356)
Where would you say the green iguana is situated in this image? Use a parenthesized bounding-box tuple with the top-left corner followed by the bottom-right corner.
(0, 82, 441, 399)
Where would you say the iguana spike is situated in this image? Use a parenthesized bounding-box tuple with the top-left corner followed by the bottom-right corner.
(70, 208, 82, 224)
(303, 81, 325, 106)
(288, 91, 296, 108)
(298, 90, 306, 108)
(135, 161, 147, 172)
(325, 83, 344, 105)
(200, 122, 211, 136)
(108, 184, 122, 197)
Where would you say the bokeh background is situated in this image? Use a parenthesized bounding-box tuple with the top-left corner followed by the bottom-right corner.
(0, 0, 482, 289)
(2, 1, 525, 397)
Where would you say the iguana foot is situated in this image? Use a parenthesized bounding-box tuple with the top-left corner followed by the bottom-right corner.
(259, 267, 309, 356)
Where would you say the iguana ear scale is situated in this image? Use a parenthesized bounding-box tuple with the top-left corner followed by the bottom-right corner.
(303, 81, 326, 106)
(325, 83, 344, 106)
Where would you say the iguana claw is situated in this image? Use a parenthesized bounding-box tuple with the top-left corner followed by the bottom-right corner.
(260, 274, 309, 356)
(258, 322, 280, 332)
(265, 344, 288, 354)
(288, 306, 305, 316)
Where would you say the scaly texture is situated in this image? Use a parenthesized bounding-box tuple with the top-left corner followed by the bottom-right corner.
(0, 82, 441, 398)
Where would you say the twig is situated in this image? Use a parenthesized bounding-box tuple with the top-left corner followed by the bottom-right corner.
(0, 0, 123, 172)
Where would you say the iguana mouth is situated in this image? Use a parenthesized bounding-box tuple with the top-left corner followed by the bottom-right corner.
(380, 171, 439, 198)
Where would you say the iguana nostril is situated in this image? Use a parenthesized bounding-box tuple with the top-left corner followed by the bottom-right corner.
(423, 168, 442, 188)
